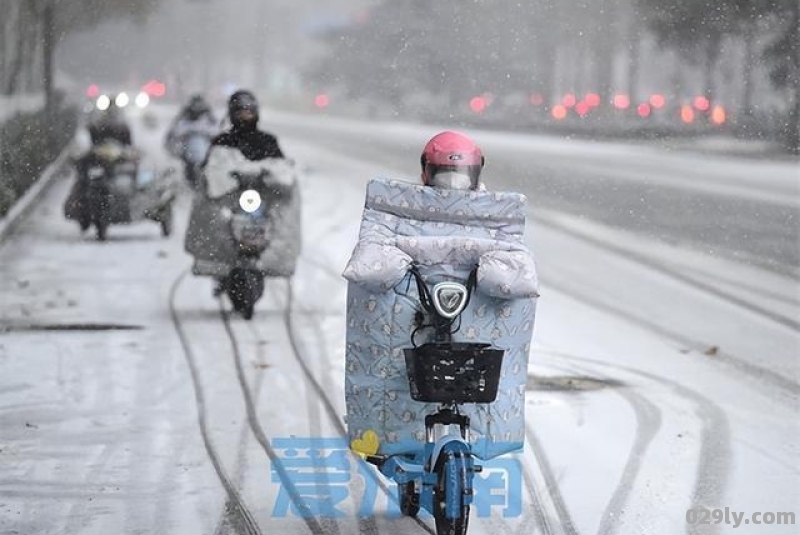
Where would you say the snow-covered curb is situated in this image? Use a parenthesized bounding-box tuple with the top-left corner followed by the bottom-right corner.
(0, 94, 44, 123)
(0, 149, 70, 245)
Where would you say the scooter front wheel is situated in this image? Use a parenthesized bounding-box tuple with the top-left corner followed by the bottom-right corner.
(227, 268, 264, 320)
(433, 453, 470, 535)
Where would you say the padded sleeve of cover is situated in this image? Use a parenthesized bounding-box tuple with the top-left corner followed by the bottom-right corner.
(477, 248, 540, 298)
(343, 202, 414, 291)
(203, 146, 240, 199)
(342, 241, 413, 292)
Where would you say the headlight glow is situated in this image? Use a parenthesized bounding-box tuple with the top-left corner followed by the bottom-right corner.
(239, 189, 262, 213)
(135, 92, 150, 108)
(96, 95, 111, 110)
(115, 92, 130, 107)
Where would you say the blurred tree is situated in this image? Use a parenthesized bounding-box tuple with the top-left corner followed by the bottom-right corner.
(306, 0, 553, 114)
(637, 0, 735, 98)
(306, 0, 795, 148)
(1, 0, 163, 96)
(2, 1, 40, 94)
(637, 0, 797, 150)
(761, 0, 798, 152)
(591, 1, 622, 102)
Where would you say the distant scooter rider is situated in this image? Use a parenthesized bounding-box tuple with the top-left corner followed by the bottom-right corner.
(88, 101, 133, 147)
(165, 95, 218, 187)
(165, 94, 217, 152)
(75, 100, 137, 181)
(200, 89, 288, 297)
(201, 89, 285, 196)
(178, 94, 216, 126)
(68, 98, 139, 236)
(209, 90, 284, 161)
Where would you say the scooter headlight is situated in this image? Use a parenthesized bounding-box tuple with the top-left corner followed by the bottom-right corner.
(96, 95, 111, 111)
(115, 92, 130, 108)
(239, 189, 262, 213)
(432, 282, 468, 319)
(135, 92, 150, 108)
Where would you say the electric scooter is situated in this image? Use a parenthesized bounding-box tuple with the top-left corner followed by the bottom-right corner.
(364, 267, 504, 535)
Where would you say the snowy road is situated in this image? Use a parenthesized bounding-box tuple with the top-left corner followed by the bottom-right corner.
(0, 107, 797, 535)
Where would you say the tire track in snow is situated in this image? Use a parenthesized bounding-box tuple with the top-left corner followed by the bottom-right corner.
(596, 389, 662, 535)
(284, 277, 436, 535)
(546, 363, 664, 535)
(213, 277, 381, 534)
(532, 359, 665, 535)
(520, 429, 580, 535)
(279, 292, 379, 535)
(169, 271, 264, 535)
(221, 292, 345, 535)
(542, 352, 731, 535)
(217, 300, 328, 535)
(533, 214, 800, 399)
(212, 312, 276, 535)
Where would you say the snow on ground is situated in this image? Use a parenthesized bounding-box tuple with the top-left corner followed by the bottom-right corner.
(0, 105, 797, 535)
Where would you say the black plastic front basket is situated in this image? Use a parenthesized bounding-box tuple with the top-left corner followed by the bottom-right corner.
(403, 343, 505, 404)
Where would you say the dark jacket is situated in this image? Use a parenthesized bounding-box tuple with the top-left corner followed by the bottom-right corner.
(209, 126, 284, 161)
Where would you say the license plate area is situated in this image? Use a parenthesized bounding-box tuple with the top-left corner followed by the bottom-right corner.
(231, 214, 270, 253)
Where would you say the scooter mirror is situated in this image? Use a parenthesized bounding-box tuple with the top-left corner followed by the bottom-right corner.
(431, 282, 468, 319)
(239, 189, 262, 213)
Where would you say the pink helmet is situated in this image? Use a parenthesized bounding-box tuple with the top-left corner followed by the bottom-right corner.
(420, 131, 484, 190)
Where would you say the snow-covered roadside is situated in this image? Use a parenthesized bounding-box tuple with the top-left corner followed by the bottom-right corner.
(0, 109, 221, 535)
(0, 150, 71, 243)
(0, 94, 44, 123)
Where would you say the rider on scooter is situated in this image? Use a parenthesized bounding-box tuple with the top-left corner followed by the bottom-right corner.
(73, 100, 137, 200)
(173, 94, 216, 128)
(195, 90, 295, 298)
(210, 91, 283, 160)
(87, 101, 133, 147)
(342, 131, 538, 532)
(165, 94, 218, 160)
(202, 90, 285, 198)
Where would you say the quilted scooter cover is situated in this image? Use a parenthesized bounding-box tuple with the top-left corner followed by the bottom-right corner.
(343, 179, 538, 460)
(184, 155, 301, 277)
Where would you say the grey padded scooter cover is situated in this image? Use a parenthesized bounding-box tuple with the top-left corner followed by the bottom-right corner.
(184, 149, 301, 277)
(343, 179, 538, 460)
(64, 161, 175, 224)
